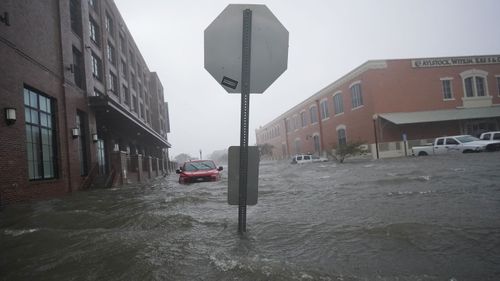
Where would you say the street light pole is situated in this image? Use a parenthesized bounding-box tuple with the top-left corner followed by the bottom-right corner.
(372, 114, 379, 159)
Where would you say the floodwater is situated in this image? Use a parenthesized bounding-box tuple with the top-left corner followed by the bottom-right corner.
(1, 153, 500, 281)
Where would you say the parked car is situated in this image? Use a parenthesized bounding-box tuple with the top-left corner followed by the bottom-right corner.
(176, 160, 223, 184)
(479, 131, 500, 141)
(412, 135, 500, 156)
(291, 154, 328, 164)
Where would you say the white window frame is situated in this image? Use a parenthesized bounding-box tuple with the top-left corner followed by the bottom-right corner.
(333, 91, 344, 115)
(91, 53, 101, 80)
(313, 133, 321, 153)
(285, 118, 291, 133)
(309, 105, 318, 124)
(460, 69, 489, 98)
(349, 82, 364, 109)
(496, 75, 500, 97)
(107, 42, 115, 65)
(319, 98, 329, 120)
(440, 77, 454, 100)
(293, 114, 300, 131)
(294, 138, 301, 154)
(336, 124, 347, 146)
(300, 110, 307, 127)
(89, 17, 99, 45)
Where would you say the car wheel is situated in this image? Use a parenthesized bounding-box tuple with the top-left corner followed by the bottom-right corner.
(418, 151, 428, 156)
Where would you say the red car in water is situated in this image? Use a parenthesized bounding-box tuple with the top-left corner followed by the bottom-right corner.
(176, 160, 223, 184)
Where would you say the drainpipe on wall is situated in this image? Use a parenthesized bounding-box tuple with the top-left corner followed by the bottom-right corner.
(56, 1, 73, 193)
(315, 100, 325, 156)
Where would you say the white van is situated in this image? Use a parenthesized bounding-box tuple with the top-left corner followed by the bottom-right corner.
(291, 154, 328, 164)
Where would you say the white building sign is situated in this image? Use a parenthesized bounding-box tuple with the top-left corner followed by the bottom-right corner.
(412, 55, 500, 68)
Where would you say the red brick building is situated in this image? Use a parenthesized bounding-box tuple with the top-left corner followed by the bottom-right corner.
(256, 55, 500, 159)
(0, 0, 171, 206)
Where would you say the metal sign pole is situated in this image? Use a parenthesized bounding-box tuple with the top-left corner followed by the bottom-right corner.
(238, 9, 252, 234)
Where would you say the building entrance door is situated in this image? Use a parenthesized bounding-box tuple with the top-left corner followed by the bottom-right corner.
(313, 135, 321, 155)
(464, 120, 497, 137)
(97, 139, 106, 175)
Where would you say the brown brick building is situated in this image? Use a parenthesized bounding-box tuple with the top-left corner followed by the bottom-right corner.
(0, 0, 171, 206)
(256, 55, 500, 159)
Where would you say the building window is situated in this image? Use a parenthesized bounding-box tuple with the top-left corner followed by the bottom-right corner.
(108, 72, 117, 94)
(132, 95, 138, 113)
(105, 12, 114, 35)
(119, 33, 126, 54)
(285, 118, 291, 132)
(107, 42, 116, 65)
(333, 92, 343, 114)
(441, 79, 453, 100)
(313, 135, 320, 154)
(24, 87, 58, 180)
(294, 139, 301, 154)
(88, 0, 97, 11)
(70, 0, 82, 37)
(309, 106, 318, 124)
(122, 85, 130, 106)
(496, 76, 500, 96)
(131, 72, 136, 90)
(293, 115, 300, 130)
(337, 128, 347, 146)
(72, 46, 85, 90)
(300, 111, 307, 127)
(129, 50, 135, 66)
(461, 69, 489, 98)
(320, 99, 329, 120)
(89, 17, 100, 46)
(91, 52, 102, 81)
(93, 88, 103, 97)
(121, 59, 127, 77)
(350, 83, 363, 108)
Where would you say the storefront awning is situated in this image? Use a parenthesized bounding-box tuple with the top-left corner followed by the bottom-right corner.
(89, 95, 171, 148)
(378, 107, 500, 125)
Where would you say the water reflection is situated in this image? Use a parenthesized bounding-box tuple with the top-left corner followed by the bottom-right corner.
(1, 153, 500, 280)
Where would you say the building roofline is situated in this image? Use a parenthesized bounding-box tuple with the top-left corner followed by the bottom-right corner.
(256, 53, 500, 133)
(256, 60, 387, 131)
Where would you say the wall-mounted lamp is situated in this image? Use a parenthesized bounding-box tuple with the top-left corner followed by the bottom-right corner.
(66, 64, 74, 73)
(92, 133, 98, 142)
(4, 107, 16, 125)
(71, 127, 80, 138)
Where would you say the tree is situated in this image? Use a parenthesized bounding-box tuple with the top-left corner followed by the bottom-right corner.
(258, 143, 274, 157)
(333, 141, 367, 163)
(174, 153, 193, 164)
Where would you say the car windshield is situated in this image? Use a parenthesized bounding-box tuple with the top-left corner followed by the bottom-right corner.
(455, 135, 479, 143)
(183, 161, 216, 171)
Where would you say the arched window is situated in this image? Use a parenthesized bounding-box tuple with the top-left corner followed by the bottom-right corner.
(313, 135, 321, 154)
(309, 105, 318, 124)
(320, 99, 329, 120)
(294, 138, 301, 154)
(336, 125, 347, 146)
(333, 91, 344, 115)
(350, 82, 363, 109)
(460, 69, 489, 98)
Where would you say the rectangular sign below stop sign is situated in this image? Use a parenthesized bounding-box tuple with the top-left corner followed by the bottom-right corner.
(204, 4, 289, 94)
(228, 146, 259, 205)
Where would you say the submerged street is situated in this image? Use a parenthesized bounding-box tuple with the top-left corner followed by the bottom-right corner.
(1, 153, 499, 281)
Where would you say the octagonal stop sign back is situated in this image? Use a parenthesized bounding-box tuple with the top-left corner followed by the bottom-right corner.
(204, 4, 289, 94)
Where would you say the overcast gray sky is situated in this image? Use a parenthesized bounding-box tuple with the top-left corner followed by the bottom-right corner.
(115, 0, 500, 159)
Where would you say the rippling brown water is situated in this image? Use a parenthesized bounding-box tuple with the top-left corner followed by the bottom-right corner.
(1, 153, 500, 280)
